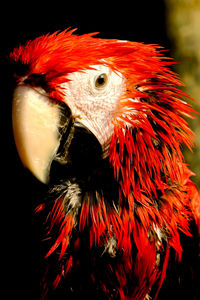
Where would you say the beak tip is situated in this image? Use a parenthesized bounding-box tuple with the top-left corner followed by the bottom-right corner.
(31, 167, 50, 184)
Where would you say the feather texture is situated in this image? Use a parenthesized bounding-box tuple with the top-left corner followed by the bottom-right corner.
(10, 29, 200, 299)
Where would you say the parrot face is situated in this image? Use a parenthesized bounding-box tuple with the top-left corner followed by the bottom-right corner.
(10, 29, 200, 299)
(12, 64, 124, 183)
(61, 65, 124, 150)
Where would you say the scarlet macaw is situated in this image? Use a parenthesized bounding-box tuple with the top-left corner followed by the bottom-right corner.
(10, 29, 200, 299)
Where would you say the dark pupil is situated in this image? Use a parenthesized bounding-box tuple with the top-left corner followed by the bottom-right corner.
(96, 74, 106, 86)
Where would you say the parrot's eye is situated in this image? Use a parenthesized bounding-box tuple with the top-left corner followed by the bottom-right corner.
(95, 73, 108, 89)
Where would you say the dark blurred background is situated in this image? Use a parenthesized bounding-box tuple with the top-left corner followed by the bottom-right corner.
(1, 0, 199, 299)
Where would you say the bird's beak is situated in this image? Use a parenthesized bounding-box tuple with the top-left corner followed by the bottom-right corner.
(12, 85, 63, 184)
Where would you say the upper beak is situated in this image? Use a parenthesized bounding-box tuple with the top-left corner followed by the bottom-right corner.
(12, 85, 62, 184)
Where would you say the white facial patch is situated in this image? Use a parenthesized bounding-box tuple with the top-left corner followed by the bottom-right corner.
(62, 65, 125, 153)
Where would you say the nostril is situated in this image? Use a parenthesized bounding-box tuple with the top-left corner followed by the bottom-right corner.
(24, 73, 49, 91)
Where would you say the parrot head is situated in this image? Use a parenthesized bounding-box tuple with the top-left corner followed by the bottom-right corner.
(10, 29, 200, 299)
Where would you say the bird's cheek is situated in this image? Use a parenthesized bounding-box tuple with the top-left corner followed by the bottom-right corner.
(12, 85, 61, 184)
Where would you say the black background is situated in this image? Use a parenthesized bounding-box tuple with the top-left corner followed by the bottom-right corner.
(1, 0, 169, 54)
(1, 1, 189, 299)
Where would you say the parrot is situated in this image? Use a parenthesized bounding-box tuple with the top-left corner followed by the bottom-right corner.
(9, 29, 200, 299)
